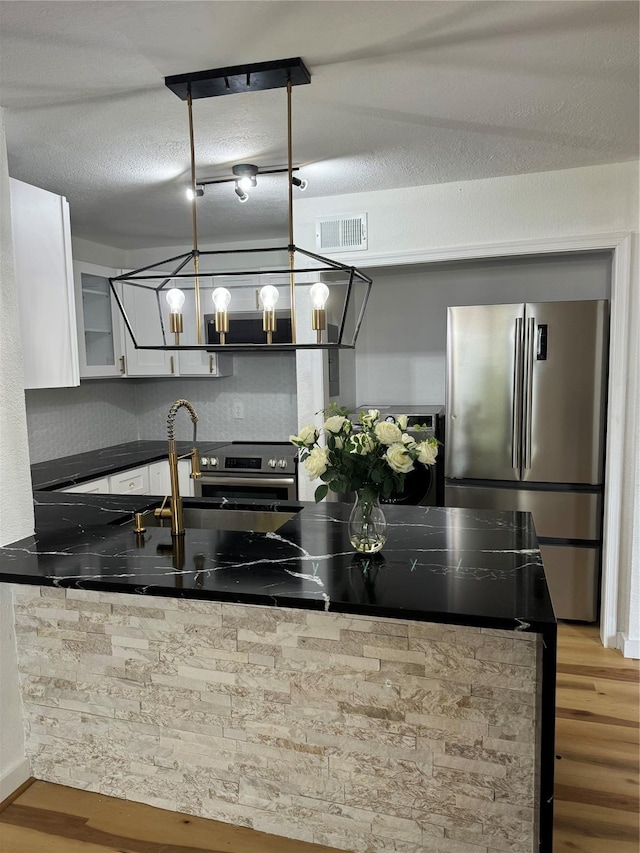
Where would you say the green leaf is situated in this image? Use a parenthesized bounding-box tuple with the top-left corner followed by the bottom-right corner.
(314, 483, 329, 502)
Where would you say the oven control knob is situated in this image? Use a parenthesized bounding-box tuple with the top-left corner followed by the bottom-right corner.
(268, 458, 277, 468)
(278, 459, 287, 468)
(210, 457, 219, 468)
(201, 457, 209, 466)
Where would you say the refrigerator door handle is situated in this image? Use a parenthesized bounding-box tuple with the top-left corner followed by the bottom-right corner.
(512, 317, 524, 470)
(523, 316, 535, 469)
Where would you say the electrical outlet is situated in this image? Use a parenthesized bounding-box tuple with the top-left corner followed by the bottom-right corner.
(233, 401, 244, 419)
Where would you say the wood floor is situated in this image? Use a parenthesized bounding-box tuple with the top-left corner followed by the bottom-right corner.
(0, 624, 637, 853)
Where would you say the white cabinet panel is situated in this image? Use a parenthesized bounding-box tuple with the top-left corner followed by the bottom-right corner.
(61, 476, 110, 494)
(10, 178, 79, 389)
(121, 283, 173, 376)
(177, 350, 233, 377)
(148, 459, 195, 496)
(108, 465, 149, 495)
(73, 262, 125, 378)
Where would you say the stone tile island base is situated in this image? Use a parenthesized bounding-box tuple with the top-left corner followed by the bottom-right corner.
(11, 585, 542, 853)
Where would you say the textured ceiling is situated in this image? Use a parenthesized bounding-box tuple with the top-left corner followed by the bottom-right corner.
(0, 0, 638, 249)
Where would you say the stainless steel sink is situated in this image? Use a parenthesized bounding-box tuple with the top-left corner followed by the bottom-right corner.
(113, 505, 299, 533)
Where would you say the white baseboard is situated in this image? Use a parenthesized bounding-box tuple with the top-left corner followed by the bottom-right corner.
(617, 631, 640, 660)
(0, 756, 30, 803)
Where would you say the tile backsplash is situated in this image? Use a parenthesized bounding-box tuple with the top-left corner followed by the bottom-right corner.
(25, 381, 139, 463)
(134, 354, 298, 443)
(25, 355, 298, 463)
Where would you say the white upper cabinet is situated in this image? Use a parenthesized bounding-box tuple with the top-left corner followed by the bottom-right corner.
(121, 278, 174, 377)
(10, 178, 79, 389)
(73, 261, 126, 378)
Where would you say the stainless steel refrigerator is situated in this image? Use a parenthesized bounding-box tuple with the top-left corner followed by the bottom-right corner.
(445, 300, 608, 621)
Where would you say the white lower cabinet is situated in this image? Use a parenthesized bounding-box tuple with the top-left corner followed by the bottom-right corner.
(60, 461, 196, 497)
(148, 459, 195, 497)
(61, 476, 110, 494)
(108, 465, 150, 495)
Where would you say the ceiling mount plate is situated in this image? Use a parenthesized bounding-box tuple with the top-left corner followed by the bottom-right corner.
(165, 57, 311, 101)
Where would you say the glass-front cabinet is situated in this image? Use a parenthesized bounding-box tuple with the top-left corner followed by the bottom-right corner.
(73, 261, 125, 378)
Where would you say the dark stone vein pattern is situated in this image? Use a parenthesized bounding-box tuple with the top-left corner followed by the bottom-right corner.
(1, 490, 555, 633)
(31, 440, 227, 491)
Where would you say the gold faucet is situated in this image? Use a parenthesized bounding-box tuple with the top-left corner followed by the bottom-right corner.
(154, 399, 201, 536)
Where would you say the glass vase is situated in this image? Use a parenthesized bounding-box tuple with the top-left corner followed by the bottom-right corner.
(348, 490, 387, 554)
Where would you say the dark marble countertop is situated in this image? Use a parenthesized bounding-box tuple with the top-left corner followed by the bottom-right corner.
(1, 489, 556, 634)
(31, 440, 229, 490)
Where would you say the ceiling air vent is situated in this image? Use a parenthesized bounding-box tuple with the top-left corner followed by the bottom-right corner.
(315, 213, 367, 253)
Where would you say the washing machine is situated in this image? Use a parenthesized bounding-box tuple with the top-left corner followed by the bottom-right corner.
(349, 405, 445, 506)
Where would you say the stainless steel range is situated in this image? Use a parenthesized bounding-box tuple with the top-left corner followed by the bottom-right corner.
(195, 442, 298, 502)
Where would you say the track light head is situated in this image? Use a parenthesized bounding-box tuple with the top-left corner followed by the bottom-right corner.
(186, 186, 204, 200)
(291, 175, 307, 191)
(235, 182, 249, 203)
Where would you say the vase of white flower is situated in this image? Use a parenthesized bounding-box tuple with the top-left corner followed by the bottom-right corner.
(348, 488, 387, 553)
(290, 404, 439, 554)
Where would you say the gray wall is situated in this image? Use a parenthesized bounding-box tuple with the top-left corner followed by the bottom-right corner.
(356, 252, 612, 406)
(25, 354, 298, 463)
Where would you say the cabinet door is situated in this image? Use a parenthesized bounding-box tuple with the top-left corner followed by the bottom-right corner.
(214, 275, 260, 313)
(108, 465, 150, 495)
(148, 459, 195, 496)
(121, 280, 173, 376)
(177, 350, 233, 377)
(10, 178, 79, 389)
(73, 262, 125, 378)
(61, 476, 110, 494)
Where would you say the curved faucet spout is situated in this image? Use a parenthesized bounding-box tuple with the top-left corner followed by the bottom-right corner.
(167, 398, 198, 444)
(156, 399, 200, 536)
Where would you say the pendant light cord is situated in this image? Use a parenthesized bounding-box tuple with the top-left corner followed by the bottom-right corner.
(187, 87, 202, 344)
(287, 78, 297, 343)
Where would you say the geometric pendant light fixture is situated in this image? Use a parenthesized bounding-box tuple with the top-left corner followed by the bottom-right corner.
(109, 57, 372, 352)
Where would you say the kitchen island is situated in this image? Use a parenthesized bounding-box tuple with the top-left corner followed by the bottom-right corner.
(1, 486, 556, 853)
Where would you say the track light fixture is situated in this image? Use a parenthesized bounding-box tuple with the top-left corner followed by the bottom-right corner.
(291, 175, 307, 191)
(232, 163, 258, 190)
(185, 185, 204, 200)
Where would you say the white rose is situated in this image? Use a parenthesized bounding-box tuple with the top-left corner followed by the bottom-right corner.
(290, 423, 318, 447)
(374, 421, 402, 445)
(350, 432, 375, 455)
(360, 409, 380, 427)
(324, 415, 348, 434)
(397, 414, 408, 431)
(304, 446, 329, 479)
(416, 439, 438, 466)
(385, 443, 415, 474)
(401, 433, 416, 449)
(333, 436, 344, 450)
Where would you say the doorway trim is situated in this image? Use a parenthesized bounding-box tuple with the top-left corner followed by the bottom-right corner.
(334, 230, 635, 650)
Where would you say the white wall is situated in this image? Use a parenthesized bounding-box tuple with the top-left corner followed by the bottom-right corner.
(294, 162, 639, 656)
(0, 109, 31, 797)
(294, 162, 638, 257)
(356, 252, 611, 405)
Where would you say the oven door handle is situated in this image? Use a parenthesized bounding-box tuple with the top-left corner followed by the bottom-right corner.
(199, 475, 296, 488)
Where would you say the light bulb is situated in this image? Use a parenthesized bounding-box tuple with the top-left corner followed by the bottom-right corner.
(259, 285, 279, 311)
(238, 176, 253, 191)
(212, 287, 231, 312)
(309, 281, 330, 309)
(165, 287, 185, 313)
(186, 187, 195, 201)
